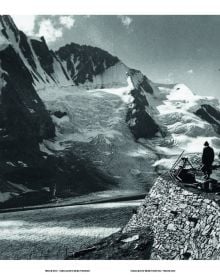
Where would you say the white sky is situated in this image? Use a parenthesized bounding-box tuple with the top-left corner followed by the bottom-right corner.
(12, 15, 36, 34)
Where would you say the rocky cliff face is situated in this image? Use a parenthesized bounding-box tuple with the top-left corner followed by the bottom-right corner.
(56, 43, 121, 87)
(195, 104, 220, 134)
(126, 69, 161, 139)
(0, 45, 55, 145)
(0, 15, 72, 89)
(0, 36, 56, 203)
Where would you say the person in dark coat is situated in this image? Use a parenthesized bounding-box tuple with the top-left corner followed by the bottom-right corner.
(202, 141, 215, 179)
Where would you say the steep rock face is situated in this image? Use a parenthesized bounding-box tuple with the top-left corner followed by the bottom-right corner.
(0, 44, 56, 192)
(18, 31, 37, 73)
(0, 16, 19, 41)
(0, 16, 61, 205)
(56, 42, 120, 86)
(195, 104, 220, 134)
(0, 42, 61, 206)
(128, 69, 154, 94)
(126, 89, 160, 139)
(30, 37, 71, 86)
(0, 44, 55, 150)
(0, 15, 72, 88)
(126, 69, 160, 139)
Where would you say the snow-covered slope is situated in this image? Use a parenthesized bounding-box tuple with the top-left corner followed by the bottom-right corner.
(37, 78, 220, 193)
(146, 84, 220, 169)
(38, 85, 159, 192)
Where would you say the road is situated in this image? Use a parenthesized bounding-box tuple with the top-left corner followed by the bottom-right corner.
(0, 199, 142, 259)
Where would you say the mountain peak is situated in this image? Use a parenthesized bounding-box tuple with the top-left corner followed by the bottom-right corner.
(56, 42, 120, 85)
(0, 15, 19, 42)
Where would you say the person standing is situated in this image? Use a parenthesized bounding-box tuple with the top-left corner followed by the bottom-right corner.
(202, 141, 215, 179)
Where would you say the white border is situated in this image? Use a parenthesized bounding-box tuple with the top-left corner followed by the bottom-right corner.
(0, 260, 220, 280)
(1, 1, 220, 279)
(1, 0, 220, 15)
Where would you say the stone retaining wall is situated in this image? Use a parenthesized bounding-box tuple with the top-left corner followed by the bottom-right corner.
(123, 176, 220, 259)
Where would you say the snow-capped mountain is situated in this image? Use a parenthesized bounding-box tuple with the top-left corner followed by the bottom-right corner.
(142, 83, 220, 170)
(56, 42, 129, 88)
(0, 15, 128, 89)
(0, 15, 160, 143)
(0, 15, 220, 207)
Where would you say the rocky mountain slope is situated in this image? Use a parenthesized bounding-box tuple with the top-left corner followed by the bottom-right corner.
(0, 15, 124, 205)
(56, 42, 123, 87)
(0, 16, 73, 89)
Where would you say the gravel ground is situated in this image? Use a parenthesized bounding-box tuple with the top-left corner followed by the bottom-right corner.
(0, 200, 142, 260)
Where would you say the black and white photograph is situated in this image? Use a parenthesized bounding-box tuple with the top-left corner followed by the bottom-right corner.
(0, 0, 220, 277)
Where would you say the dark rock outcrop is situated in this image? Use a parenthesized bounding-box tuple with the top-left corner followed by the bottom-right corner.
(53, 110, 67, 118)
(18, 31, 37, 72)
(0, 44, 55, 151)
(56, 42, 120, 85)
(66, 228, 154, 260)
(0, 15, 71, 86)
(126, 69, 160, 139)
(126, 89, 160, 140)
(30, 37, 70, 83)
(195, 104, 220, 134)
(0, 43, 56, 200)
(0, 151, 116, 209)
(0, 15, 19, 41)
